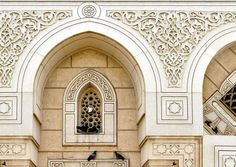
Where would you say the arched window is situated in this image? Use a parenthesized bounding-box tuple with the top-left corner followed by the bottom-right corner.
(63, 69, 116, 145)
(77, 85, 102, 134)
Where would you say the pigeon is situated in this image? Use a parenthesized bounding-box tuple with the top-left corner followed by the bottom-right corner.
(87, 151, 96, 161)
(87, 106, 94, 113)
(212, 127, 218, 134)
(77, 125, 88, 133)
(172, 161, 177, 166)
(114, 151, 125, 160)
(2, 161, 6, 166)
(88, 126, 99, 133)
(205, 120, 212, 126)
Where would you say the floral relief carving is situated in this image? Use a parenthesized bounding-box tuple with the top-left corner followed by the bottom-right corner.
(0, 143, 26, 155)
(107, 11, 236, 87)
(153, 143, 195, 167)
(0, 10, 72, 87)
(112, 161, 127, 167)
(50, 162, 64, 167)
(81, 162, 96, 167)
(66, 70, 113, 102)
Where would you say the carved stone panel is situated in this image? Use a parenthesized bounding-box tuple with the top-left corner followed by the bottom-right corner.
(215, 146, 236, 167)
(48, 160, 129, 167)
(0, 95, 21, 124)
(0, 10, 72, 88)
(107, 11, 236, 87)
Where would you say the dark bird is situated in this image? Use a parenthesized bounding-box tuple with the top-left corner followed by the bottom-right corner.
(87, 151, 96, 161)
(114, 151, 125, 160)
(1, 161, 6, 166)
(212, 127, 218, 134)
(88, 126, 99, 133)
(172, 161, 177, 166)
(77, 125, 88, 133)
(205, 120, 212, 126)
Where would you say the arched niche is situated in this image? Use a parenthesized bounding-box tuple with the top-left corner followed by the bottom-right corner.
(202, 43, 236, 135)
(63, 69, 117, 145)
(21, 19, 159, 144)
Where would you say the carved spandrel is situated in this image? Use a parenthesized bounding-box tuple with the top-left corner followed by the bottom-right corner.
(0, 10, 72, 88)
(107, 11, 236, 87)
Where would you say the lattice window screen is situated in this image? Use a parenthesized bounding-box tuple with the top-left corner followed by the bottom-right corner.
(77, 87, 102, 134)
(221, 86, 236, 116)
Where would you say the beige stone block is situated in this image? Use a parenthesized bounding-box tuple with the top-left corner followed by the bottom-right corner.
(38, 152, 62, 167)
(205, 59, 228, 88)
(95, 68, 133, 88)
(62, 151, 115, 160)
(118, 109, 137, 130)
(62, 146, 91, 152)
(42, 109, 62, 130)
(108, 57, 121, 67)
(116, 89, 136, 109)
(40, 130, 63, 151)
(57, 57, 71, 68)
(203, 77, 218, 100)
(118, 130, 139, 151)
(215, 49, 236, 73)
(72, 50, 107, 67)
(127, 152, 141, 167)
(46, 68, 84, 88)
(43, 89, 64, 109)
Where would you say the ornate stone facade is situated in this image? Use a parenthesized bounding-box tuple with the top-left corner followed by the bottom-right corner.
(0, 10, 71, 87)
(0, 1, 236, 167)
(108, 11, 236, 87)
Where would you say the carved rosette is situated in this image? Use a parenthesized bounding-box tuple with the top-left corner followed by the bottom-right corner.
(107, 11, 236, 87)
(0, 10, 72, 88)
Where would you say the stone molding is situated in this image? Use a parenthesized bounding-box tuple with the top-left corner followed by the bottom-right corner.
(107, 11, 236, 87)
(49, 160, 129, 167)
(0, 10, 72, 88)
(159, 95, 190, 124)
(215, 146, 236, 167)
(63, 69, 117, 145)
(0, 94, 21, 124)
(141, 136, 202, 167)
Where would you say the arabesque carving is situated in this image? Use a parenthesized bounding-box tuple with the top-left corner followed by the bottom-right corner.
(66, 70, 113, 101)
(0, 10, 71, 87)
(153, 143, 195, 167)
(107, 11, 236, 87)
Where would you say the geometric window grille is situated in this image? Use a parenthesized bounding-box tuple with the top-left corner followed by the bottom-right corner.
(77, 86, 102, 134)
(221, 85, 236, 117)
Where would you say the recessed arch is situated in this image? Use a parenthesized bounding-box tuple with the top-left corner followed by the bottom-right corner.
(189, 24, 236, 93)
(19, 19, 160, 127)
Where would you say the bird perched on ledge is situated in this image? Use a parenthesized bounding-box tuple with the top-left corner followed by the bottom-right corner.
(114, 151, 125, 160)
(172, 161, 177, 166)
(87, 151, 97, 161)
